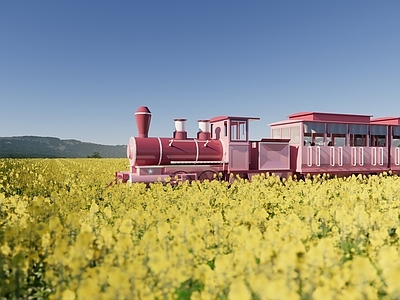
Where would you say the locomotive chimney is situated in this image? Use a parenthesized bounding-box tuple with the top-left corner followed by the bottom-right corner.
(135, 106, 152, 138)
(197, 119, 211, 140)
(173, 118, 187, 140)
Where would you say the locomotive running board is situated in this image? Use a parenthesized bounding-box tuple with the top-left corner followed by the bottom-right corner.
(170, 161, 228, 164)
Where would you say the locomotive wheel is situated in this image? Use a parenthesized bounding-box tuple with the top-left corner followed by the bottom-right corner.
(198, 170, 217, 182)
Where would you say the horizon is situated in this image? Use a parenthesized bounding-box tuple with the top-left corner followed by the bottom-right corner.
(1, 1, 400, 145)
(0, 135, 126, 146)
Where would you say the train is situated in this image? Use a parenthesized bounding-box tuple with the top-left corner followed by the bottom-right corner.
(115, 106, 400, 184)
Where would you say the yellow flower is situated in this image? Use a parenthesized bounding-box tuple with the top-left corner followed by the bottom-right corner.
(103, 206, 112, 219)
(101, 226, 114, 248)
(1, 243, 11, 256)
(41, 232, 51, 249)
(90, 201, 99, 215)
(49, 216, 62, 232)
(312, 285, 337, 300)
(107, 266, 131, 294)
(15, 200, 27, 215)
(80, 222, 92, 233)
(61, 289, 76, 300)
(228, 278, 252, 300)
(118, 219, 133, 234)
(77, 277, 101, 299)
(157, 222, 170, 241)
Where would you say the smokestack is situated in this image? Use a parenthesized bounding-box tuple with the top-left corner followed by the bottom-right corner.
(197, 119, 211, 140)
(135, 106, 151, 138)
(173, 118, 187, 139)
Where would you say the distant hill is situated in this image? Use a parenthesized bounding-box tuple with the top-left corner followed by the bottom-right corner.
(0, 136, 127, 158)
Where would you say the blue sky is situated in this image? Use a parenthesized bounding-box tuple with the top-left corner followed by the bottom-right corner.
(1, 1, 399, 145)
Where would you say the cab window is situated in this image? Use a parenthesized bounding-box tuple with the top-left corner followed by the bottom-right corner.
(230, 120, 247, 141)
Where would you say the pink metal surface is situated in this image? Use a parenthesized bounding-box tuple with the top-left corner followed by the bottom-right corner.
(197, 119, 211, 140)
(116, 170, 197, 184)
(115, 171, 130, 183)
(370, 117, 400, 125)
(174, 131, 188, 140)
(173, 118, 188, 140)
(298, 146, 390, 175)
(260, 138, 291, 143)
(127, 137, 161, 166)
(288, 112, 372, 123)
(229, 144, 249, 171)
(129, 174, 171, 183)
(127, 137, 223, 166)
(259, 142, 290, 170)
(197, 131, 211, 140)
(135, 106, 152, 138)
(210, 116, 260, 123)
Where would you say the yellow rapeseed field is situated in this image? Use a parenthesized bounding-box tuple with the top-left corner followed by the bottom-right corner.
(1, 158, 400, 299)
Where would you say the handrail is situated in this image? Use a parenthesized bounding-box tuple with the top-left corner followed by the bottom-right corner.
(158, 137, 163, 165)
(359, 147, 364, 166)
(330, 147, 335, 166)
(170, 160, 228, 164)
(307, 146, 312, 167)
(129, 173, 133, 186)
(372, 147, 377, 166)
(396, 147, 400, 166)
(338, 147, 343, 166)
(194, 139, 199, 162)
(316, 146, 321, 166)
(379, 147, 384, 166)
(351, 147, 357, 166)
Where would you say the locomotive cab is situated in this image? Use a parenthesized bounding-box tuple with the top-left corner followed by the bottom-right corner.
(208, 116, 257, 172)
(209, 115, 291, 177)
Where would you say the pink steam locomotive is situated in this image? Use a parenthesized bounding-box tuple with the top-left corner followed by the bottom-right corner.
(115, 106, 400, 184)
